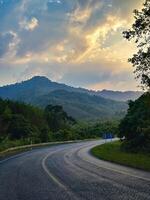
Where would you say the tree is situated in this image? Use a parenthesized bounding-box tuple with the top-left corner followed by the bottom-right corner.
(119, 93, 150, 152)
(2, 106, 12, 120)
(45, 105, 75, 132)
(123, 0, 150, 89)
(8, 114, 33, 140)
(39, 126, 52, 143)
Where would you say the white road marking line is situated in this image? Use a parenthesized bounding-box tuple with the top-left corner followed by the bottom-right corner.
(78, 146, 150, 182)
(41, 150, 79, 200)
(42, 152, 67, 190)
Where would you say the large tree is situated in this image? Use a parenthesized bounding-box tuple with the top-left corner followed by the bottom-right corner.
(119, 0, 150, 152)
(119, 92, 150, 152)
(123, 0, 150, 90)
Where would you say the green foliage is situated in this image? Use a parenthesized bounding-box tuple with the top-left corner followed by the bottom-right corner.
(0, 99, 76, 149)
(38, 126, 52, 143)
(91, 141, 150, 171)
(119, 92, 150, 152)
(0, 98, 48, 143)
(0, 138, 30, 152)
(34, 90, 127, 120)
(53, 129, 74, 141)
(120, 0, 150, 154)
(70, 120, 119, 140)
(0, 98, 120, 152)
(8, 115, 33, 139)
(45, 105, 75, 132)
(123, 0, 150, 89)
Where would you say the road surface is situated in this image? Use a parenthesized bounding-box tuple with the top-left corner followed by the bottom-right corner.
(0, 140, 150, 200)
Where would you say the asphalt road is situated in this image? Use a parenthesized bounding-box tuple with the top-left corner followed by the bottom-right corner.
(0, 139, 150, 200)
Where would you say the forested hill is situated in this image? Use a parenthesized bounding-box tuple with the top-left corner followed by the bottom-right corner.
(97, 90, 143, 101)
(0, 98, 75, 148)
(31, 90, 128, 120)
(0, 98, 119, 151)
(0, 76, 88, 99)
(0, 76, 128, 120)
(0, 76, 142, 101)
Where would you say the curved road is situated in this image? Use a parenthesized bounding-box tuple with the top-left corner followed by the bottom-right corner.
(0, 140, 150, 200)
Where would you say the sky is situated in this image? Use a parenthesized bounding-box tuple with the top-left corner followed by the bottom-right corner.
(0, 0, 144, 91)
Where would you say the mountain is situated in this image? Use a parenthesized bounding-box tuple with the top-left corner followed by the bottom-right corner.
(0, 76, 134, 120)
(0, 76, 142, 101)
(97, 90, 143, 101)
(30, 90, 127, 120)
(0, 76, 87, 100)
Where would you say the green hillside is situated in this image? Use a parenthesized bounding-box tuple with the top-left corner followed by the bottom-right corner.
(31, 90, 128, 120)
(0, 98, 119, 152)
(0, 98, 75, 151)
(0, 76, 128, 120)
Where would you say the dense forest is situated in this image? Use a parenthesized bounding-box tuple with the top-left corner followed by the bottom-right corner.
(119, 92, 150, 152)
(0, 98, 73, 151)
(0, 98, 118, 151)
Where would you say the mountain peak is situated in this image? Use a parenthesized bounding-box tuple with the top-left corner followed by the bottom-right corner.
(0, 76, 142, 102)
(26, 76, 51, 83)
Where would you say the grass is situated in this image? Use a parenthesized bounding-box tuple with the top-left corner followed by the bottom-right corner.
(91, 141, 150, 171)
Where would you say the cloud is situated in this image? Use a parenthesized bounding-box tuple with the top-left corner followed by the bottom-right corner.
(49, 0, 62, 3)
(59, 60, 139, 91)
(68, 0, 102, 27)
(19, 17, 39, 31)
(68, 7, 92, 25)
(64, 13, 129, 64)
(0, 31, 20, 58)
(0, 0, 143, 90)
(0, 32, 14, 57)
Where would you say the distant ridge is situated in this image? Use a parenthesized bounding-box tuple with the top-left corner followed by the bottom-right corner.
(97, 89, 143, 101)
(0, 76, 142, 101)
(0, 76, 142, 120)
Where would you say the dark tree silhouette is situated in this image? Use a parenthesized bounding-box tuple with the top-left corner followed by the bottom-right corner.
(123, 0, 150, 90)
(119, 92, 150, 152)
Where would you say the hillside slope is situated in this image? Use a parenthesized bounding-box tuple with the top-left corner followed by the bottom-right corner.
(0, 76, 142, 101)
(0, 76, 129, 120)
(98, 90, 143, 101)
(5, 89, 128, 120)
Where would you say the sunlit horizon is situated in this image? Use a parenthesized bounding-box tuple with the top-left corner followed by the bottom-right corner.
(0, 0, 144, 91)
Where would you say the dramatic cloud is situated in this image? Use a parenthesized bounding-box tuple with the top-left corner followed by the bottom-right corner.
(0, 0, 144, 90)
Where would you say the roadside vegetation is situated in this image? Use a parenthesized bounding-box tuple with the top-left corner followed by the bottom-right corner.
(119, 92, 150, 153)
(0, 98, 118, 152)
(0, 98, 74, 152)
(91, 141, 150, 171)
